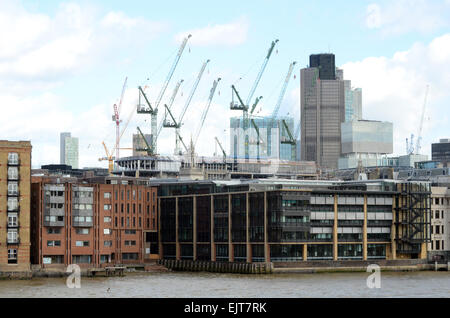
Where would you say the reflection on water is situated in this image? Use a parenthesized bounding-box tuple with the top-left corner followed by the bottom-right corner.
(0, 271, 449, 298)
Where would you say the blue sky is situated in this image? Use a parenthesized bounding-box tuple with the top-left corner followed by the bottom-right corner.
(1, 0, 450, 168)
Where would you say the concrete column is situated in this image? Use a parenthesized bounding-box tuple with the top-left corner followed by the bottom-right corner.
(158, 198, 163, 260)
(211, 195, 215, 262)
(264, 192, 270, 262)
(363, 195, 368, 261)
(303, 244, 308, 261)
(391, 194, 397, 260)
(193, 196, 197, 261)
(246, 193, 251, 263)
(333, 194, 338, 261)
(228, 194, 234, 262)
(175, 197, 180, 260)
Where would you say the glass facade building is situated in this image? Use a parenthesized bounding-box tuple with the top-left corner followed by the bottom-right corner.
(60, 132, 79, 169)
(229, 116, 296, 161)
(339, 120, 393, 169)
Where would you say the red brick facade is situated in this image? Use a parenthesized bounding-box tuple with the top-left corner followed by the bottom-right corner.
(31, 177, 158, 269)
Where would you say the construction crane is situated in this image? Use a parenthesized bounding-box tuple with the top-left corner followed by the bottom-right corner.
(173, 60, 210, 155)
(112, 77, 127, 161)
(214, 137, 227, 162)
(405, 85, 430, 155)
(230, 39, 279, 161)
(99, 142, 133, 175)
(137, 34, 192, 154)
(270, 61, 297, 124)
(163, 104, 188, 154)
(265, 61, 297, 157)
(135, 126, 153, 156)
(415, 84, 429, 155)
(157, 79, 184, 136)
(193, 78, 221, 148)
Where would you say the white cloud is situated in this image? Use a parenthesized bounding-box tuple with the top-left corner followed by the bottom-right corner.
(0, 1, 168, 81)
(175, 17, 249, 47)
(365, 0, 450, 35)
(0, 1, 169, 168)
(341, 33, 450, 157)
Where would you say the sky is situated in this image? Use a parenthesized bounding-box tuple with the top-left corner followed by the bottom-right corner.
(1, 0, 450, 169)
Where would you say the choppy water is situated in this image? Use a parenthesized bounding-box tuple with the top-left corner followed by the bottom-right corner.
(0, 271, 449, 298)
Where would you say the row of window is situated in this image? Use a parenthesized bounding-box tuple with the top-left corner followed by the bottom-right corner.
(47, 239, 137, 247)
(431, 240, 445, 250)
(432, 210, 446, 219)
(433, 197, 450, 206)
(431, 225, 445, 235)
(105, 190, 155, 202)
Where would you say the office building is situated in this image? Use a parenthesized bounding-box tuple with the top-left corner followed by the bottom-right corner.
(432, 139, 450, 166)
(339, 120, 393, 169)
(229, 116, 297, 161)
(30, 176, 158, 268)
(428, 187, 449, 257)
(60, 132, 79, 169)
(345, 87, 362, 122)
(133, 133, 152, 157)
(157, 179, 430, 263)
(0, 140, 32, 273)
(301, 54, 346, 170)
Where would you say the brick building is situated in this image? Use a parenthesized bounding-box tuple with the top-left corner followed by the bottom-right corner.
(31, 176, 158, 269)
(0, 140, 32, 273)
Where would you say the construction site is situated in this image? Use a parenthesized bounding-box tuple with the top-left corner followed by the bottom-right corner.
(99, 36, 318, 181)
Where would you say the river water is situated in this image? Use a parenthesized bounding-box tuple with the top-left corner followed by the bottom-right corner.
(0, 271, 449, 298)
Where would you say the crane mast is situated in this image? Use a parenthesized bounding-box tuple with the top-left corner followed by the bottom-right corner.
(230, 39, 279, 161)
(214, 136, 227, 162)
(137, 34, 192, 154)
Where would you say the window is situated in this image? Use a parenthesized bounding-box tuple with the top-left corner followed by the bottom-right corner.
(8, 249, 17, 264)
(7, 229, 18, 243)
(47, 240, 61, 247)
(7, 213, 18, 227)
(127, 190, 130, 200)
(127, 204, 130, 214)
(45, 215, 64, 222)
(125, 240, 136, 246)
(104, 229, 111, 235)
(127, 217, 130, 227)
(8, 152, 19, 165)
(7, 197, 18, 211)
(115, 217, 118, 227)
(436, 226, 440, 234)
(104, 240, 113, 247)
(104, 204, 111, 210)
(47, 228, 61, 234)
(76, 228, 90, 235)
(104, 192, 111, 199)
(122, 253, 138, 260)
(72, 255, 91, 264)
(75, 241, 89, 247)
(435, 198, 440, 205)
(435, 211, 440, 219)
(133, 190, 136, 200)
(125, 229, 136, 234)
(104, 216, 112, 223)
(436, 240, 440, 250)
(85, 216, 92, 223)
(8, 167, 18, 180)
(133, 217, 135, 227)
(133, 204, 136, 214)
(8, 182, 18, 196)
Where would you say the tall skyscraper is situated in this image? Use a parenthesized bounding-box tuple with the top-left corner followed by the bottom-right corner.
(60, 132, 79, 169)
(300, 53, 345, 170)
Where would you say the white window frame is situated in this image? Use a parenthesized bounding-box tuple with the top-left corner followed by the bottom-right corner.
(8, 182, 18, 196)
(8, 249, 17, 260)
(7, 229, 18, 243)
(8, 167, 18, 180)
(8, 153, 19, 165)
(104, 192, 111, 199)
(7, 213, 18, 227)
(104, 229, 111, 235)
(7, 197, 18, 211)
